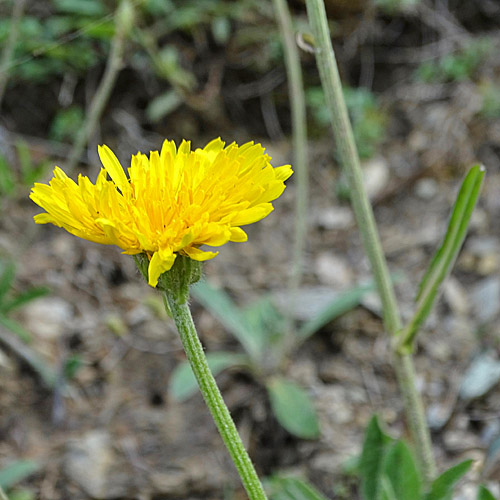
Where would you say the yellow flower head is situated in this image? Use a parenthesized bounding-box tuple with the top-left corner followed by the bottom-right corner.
(30, 138, 293, 287)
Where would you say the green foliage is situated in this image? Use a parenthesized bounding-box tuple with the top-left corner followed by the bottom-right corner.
(424, 460, 473, 500)
(49, 106, 84, 142)
(265, 475, 329, 500)
(359, 415, 395, 500)
(0, 460, 39, 491)
(0, 259, 49, 343)
(267, 377, 320, 439)
(374, 0, 420, 12)
(381, 441, 422, 500)
(0, 141, 50, 199)
(298, 283, 374, 340)
(358, 415, 484, 500)
(398, 165, 485, 352)
(307, 86, 386, 159)
(0, 1, 113, 85)
(415, 39, 493, 83)
(479, 82, 500, 119)
(186, 278, 370, 438)
(477, 485, 497, 500)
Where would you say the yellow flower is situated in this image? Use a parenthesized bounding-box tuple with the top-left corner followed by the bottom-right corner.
(30, 138, 293, 287)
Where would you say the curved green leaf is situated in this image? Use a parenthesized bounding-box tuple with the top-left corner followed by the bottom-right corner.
(359, 415, 394, 500)
(266, 475, 329, 500)
(477, 485, 496, 500)
(267, 377, 320, 439)
(191, 280, 266, 361)
(400, 165, 485, 351)
(168, 351, 249, 401)
(425, 459, 473, 500)
(0, 460, 40, 490)
(382, 441, 422, 500)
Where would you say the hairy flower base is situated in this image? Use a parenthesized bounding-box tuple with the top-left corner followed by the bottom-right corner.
(31, 138, 292, 287)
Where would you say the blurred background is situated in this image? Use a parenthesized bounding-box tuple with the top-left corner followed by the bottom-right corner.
(0, 0, 500, 498)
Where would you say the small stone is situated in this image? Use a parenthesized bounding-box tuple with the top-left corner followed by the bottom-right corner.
(362, 157, 390, 200)
(314, 206, 354, 230)
(22, 297, 73, 340)
(470, 277, 500, 324)
(315, 252, 352, 287)
(414, 177, 439, 199)
(442, 277, 469, 315)
(64, 430, 132, 499)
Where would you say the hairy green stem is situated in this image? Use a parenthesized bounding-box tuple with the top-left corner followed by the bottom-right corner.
(272, 0, 309, 340)
(67, 0, 133, 172)
(162, 290, 268, 500)
(305, 0, 436, 483)
(0, 0, 28, 108)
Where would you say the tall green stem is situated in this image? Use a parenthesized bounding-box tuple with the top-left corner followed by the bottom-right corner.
(272, 0, 309, 339)
(161, 274, 267, 500)
(304, 0, 436, 483)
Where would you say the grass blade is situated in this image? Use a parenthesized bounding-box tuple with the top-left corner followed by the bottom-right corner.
(2, 286, 50, 314)
(399, 165, 485, 352)
(298, 283, 373, 340)
(191, 279, 265, 361)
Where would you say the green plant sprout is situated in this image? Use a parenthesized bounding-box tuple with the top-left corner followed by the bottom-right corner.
(307, 86, 387, 160)
(0, 140, 50, 199)
(171, 278, 373, 440)
(415, 38, 493, 84)
(0, 459, 39, 500)
(357, 416, 496, 500)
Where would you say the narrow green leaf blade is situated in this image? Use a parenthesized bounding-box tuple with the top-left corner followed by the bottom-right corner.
(0, 261, 16, 306)
(168, 352, 249, 402)
(0, 315, 32, 343)
(0, 154, 16, 196)
(382, 440, 422, 500)
(477, 485, 496, 500)
(379, 476, 398, 500)
(191, 280, 265, 360)
(359, 415, 394, 500)
(298, 283, 374, 340)
(267, 377, 320, 439)
(0, 460, 40, 490)
(415, 165, 485, 325)
(425, 459, 473, 500)
(267, 475, 329, 500)
(2, 287, 50, 314)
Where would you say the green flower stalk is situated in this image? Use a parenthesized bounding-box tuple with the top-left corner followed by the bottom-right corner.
(304, 0, 437, 483)
(31, 139, 293, 499)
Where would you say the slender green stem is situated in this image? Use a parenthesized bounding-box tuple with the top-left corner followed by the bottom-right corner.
(163, 290, 268, 500)
(0, 0, 28, 108)
(0, 484, 8, 500)
(272, 0, 309, 341)
(305, 0, 436, 483)
(67, 0, 134, 172)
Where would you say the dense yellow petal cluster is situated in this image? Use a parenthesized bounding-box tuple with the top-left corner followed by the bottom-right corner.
(30, 138, 293, 287)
